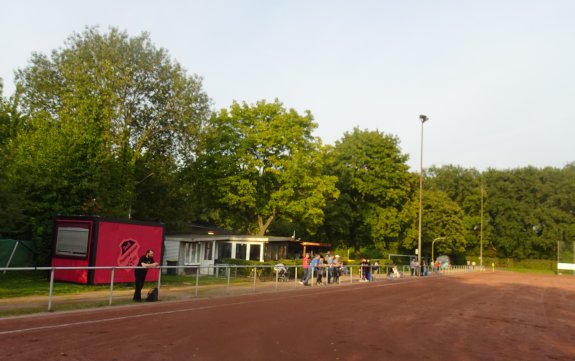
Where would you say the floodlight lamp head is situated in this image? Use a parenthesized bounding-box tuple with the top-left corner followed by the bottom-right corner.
(419, 114, 428, 123)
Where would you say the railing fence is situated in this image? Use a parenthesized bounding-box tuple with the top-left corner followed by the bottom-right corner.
(1, 263, 484, 312)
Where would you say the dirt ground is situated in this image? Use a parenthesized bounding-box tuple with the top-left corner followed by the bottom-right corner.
(0, 271, 574, 361)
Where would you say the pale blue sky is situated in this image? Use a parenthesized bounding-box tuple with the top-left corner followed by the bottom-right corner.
(1, 0, 574, 171)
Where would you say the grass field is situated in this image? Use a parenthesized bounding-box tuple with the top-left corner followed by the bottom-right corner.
(0, 270, 286, 317)
(0, 271, 249, 299)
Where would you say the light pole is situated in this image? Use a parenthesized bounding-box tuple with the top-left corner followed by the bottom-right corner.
(480, 184, 484, 268)
(418, 114, 428, 265)
(432, 237, 445, 263)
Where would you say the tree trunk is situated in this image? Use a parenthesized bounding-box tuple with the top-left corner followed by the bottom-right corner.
(256, 211, 275, 236)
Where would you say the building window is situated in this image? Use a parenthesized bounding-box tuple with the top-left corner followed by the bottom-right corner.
(236, 243, 247, 260)
(218, 242, 232, 260)
(184, 242, 200, 264)
(54, 223, 92, 258)
(264, 244, 286, 261)
(204, 242, 213, 260)
(249, 244, 261, 261)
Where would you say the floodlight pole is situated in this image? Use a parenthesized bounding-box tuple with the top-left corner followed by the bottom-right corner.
(480, 184, 484, 267)
(418, 114, 428, 265)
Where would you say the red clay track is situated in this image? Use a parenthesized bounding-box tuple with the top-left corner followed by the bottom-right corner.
(1, 271, 574, 361)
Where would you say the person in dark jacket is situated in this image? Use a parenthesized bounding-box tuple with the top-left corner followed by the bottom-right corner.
(362, 259, 371, 281)
(133, 249, 158, 301)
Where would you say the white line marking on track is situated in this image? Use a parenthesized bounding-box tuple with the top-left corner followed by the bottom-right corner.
(0, 275, 454, 336)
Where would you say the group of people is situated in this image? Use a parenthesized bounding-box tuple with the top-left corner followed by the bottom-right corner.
(409, 258, 431, 277)
(134, 249, 388, 298)
(299, 252, 383, 285)
(299, 251, 343, 286)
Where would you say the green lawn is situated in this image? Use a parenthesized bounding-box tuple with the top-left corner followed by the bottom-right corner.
(501, 267, 557, 275)
(0, 271, 259, 317)
(0, 271, 132, 298)
(0, 271, 258, 299)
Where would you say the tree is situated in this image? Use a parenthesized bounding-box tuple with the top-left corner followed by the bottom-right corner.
(191, 99, 338, 236)
(427, 165, 482, 213)
(0, 83, 26, 238)
(427, 165, 485, 255)
(420, 189, 467, 256)
(423, 164, 575, 261)
(483, 166, 575, 259)
(321, 128, 412, 253)
(6, 27, 210, 261)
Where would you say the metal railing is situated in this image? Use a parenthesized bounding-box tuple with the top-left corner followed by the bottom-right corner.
(0, 263, 481, 313)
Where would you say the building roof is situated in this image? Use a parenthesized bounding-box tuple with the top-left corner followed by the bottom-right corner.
(300, 241, 332, 247)
(165, 234, 296, 243)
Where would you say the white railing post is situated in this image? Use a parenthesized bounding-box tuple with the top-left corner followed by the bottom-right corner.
(227, 265, 231, 294)
(253, 266, 257, 291)
(48, 268, 55, 312)
(275, 268, 279, 290)
(294, 266, 298, 287)
(109, 267, 115, 306)
(195, 266, 200, 297)
(157, 265, 162, 300)
(311, 268, 315, 287)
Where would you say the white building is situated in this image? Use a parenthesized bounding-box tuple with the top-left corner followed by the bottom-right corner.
(163, 234, 305, 275)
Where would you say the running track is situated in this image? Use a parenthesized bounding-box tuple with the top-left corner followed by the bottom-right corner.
(1, 271, 574, 361)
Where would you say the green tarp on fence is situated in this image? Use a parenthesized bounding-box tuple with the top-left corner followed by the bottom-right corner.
(0, 239, 36, 269)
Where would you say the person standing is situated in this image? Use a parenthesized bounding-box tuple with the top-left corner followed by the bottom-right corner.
(302, 254, 320, 286)
(332, 255, 341, 284)
(363, 259, 372, 282)
(373, 260, 380, 275)
(299, 252, 310, 284)
(316, 254, 325, 285)
(133, 249, 158, 302)
(325, 251, 334, 284)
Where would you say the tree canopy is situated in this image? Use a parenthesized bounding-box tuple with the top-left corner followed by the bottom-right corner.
(190, 99, 338, 236)
(3, 27, 211, 260)
(320, 128, 412, 253)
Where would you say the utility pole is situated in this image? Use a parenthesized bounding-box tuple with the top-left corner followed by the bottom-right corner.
(418, 114, 428, 265)
(480, 184, 484, 268)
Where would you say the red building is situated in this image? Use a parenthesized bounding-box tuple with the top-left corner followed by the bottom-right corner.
(51, 216, 164, 285)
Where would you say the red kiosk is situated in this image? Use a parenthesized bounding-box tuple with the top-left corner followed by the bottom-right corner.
(51, 215, 164, 285)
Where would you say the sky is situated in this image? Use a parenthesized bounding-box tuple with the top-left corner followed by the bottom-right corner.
(1, 0, 574, 171)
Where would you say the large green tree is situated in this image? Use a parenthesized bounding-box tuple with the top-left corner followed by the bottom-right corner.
(426, 164, 575, 260)
(191, 99, 338, 236)
(6, 27, 210, 260)
(400, 189, 467, 258)
(321, 128, 412, 253)
(427, 165, 486, 255)
(483, 166, 575, 259)
(0, 82, 27, 238)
